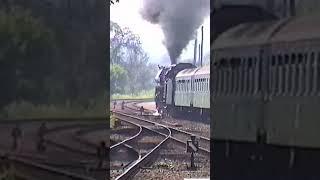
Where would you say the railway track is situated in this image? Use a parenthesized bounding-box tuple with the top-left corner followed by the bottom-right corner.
(119, 100, 210, 146)
(111, 112, 171, 180)
(113, 110, 210, 155)
(0, 119, 108, 180)
(113, 99, 210, 178)
(110, 120, 142, 179)
(0, 153, 96, 180)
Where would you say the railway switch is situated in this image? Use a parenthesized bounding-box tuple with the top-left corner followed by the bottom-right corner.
(186, 135, 199, 169)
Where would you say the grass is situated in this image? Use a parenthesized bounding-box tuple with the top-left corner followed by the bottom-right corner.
(0, 96, 108, 120)
(111, 89, 154, 101)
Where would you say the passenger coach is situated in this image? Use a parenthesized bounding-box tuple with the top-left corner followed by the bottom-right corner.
(212, 14, 320, 174)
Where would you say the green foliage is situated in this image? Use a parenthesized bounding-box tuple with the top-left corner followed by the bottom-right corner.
(1, 94, 106, 119)
(110, 63, 127, 94)
(111, 89, 155, 100)
(110, 21, 158, 95)
(0, 3, 107, 118)
(0, 6, 56, 108)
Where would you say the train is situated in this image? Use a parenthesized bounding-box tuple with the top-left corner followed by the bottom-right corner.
(154, 63, 210, 122)
(212, 13, 320, 176)
(155, 12, 320, 176)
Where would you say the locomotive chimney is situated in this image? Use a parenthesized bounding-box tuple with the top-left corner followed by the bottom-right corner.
(193, 31, 198, 66)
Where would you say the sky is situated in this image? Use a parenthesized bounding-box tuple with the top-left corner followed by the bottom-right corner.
(110, 0, 210, 65)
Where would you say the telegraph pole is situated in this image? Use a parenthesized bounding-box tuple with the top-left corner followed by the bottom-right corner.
(193, 31, 198, 66)
(200, 26, 204, 67)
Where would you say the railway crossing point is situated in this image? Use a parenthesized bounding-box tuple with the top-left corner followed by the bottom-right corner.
(186, 135, 199, 169)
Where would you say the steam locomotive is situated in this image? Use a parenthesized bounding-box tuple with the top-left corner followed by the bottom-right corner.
(154, 63, 210, 122)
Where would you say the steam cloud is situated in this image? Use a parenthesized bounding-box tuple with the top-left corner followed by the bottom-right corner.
(140, 0, 210, 64)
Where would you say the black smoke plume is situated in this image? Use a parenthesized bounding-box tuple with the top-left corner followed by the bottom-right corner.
(140, 0, 210, 64)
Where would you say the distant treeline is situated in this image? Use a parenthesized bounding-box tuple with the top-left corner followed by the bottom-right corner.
(0, 0, 107, 116)
(110, 21, 157, 95)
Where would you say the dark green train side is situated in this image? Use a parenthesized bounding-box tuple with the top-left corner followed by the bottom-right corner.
(212, 14, 320, 177)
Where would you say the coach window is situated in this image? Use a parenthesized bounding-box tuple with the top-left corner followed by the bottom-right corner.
(305, 52, 313, 96)
(222, 59, 228, 94)
(182, 80, 184, 92)
(205, 78, 207, 92)
(202, 78, 205, 92)
(207, 78, 209, 92)
(214, 61, 218, 96)
(201, 78, 204, 92)
(297, 53, 304, 96)
(248, 58, 253, 95)
(315, 52, 320, 95)
(237, 58, 241, 95)
(236, 58, 242, 95)
(270, 55, 276, 96)
(201, 79, 203, 92)
(302, 53, 308, 95)
(181, 80, 183, 92)
(216, 61, 220, 95)
(229, 58, 235, 94)
(291, 54, 297, 96)
(284, 54, 290, 95)
(186, 80, 188, 92)
(310, 52, 316, 95)
(206, 78, 208, 92)
(217, 59, 222, 94)
(242, 58, 247, 95)
(277, 55, 284, 95)
(252, 57, 257, 95)
(274, 55, 279, 95)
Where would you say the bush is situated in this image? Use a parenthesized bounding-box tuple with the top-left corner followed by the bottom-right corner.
(111, 89, 155, 100)
(1, 95, 107, 119)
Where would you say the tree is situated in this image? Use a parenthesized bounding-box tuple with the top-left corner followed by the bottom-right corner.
(110, 64, 127, 94)
(110, 21, 157, 95)
(110, 0, 120, 5)
(0, 6, 57, 108)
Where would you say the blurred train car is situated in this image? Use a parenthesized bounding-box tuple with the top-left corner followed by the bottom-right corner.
(174, 65, 210, 121)
(212, 14, 320, 175)
(155, 63, 210, 122)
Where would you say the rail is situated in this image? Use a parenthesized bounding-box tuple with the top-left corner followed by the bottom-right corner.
(0, 153, 96, 180)
(113, 113, 172, 180)
(113, 111, 210, 154)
